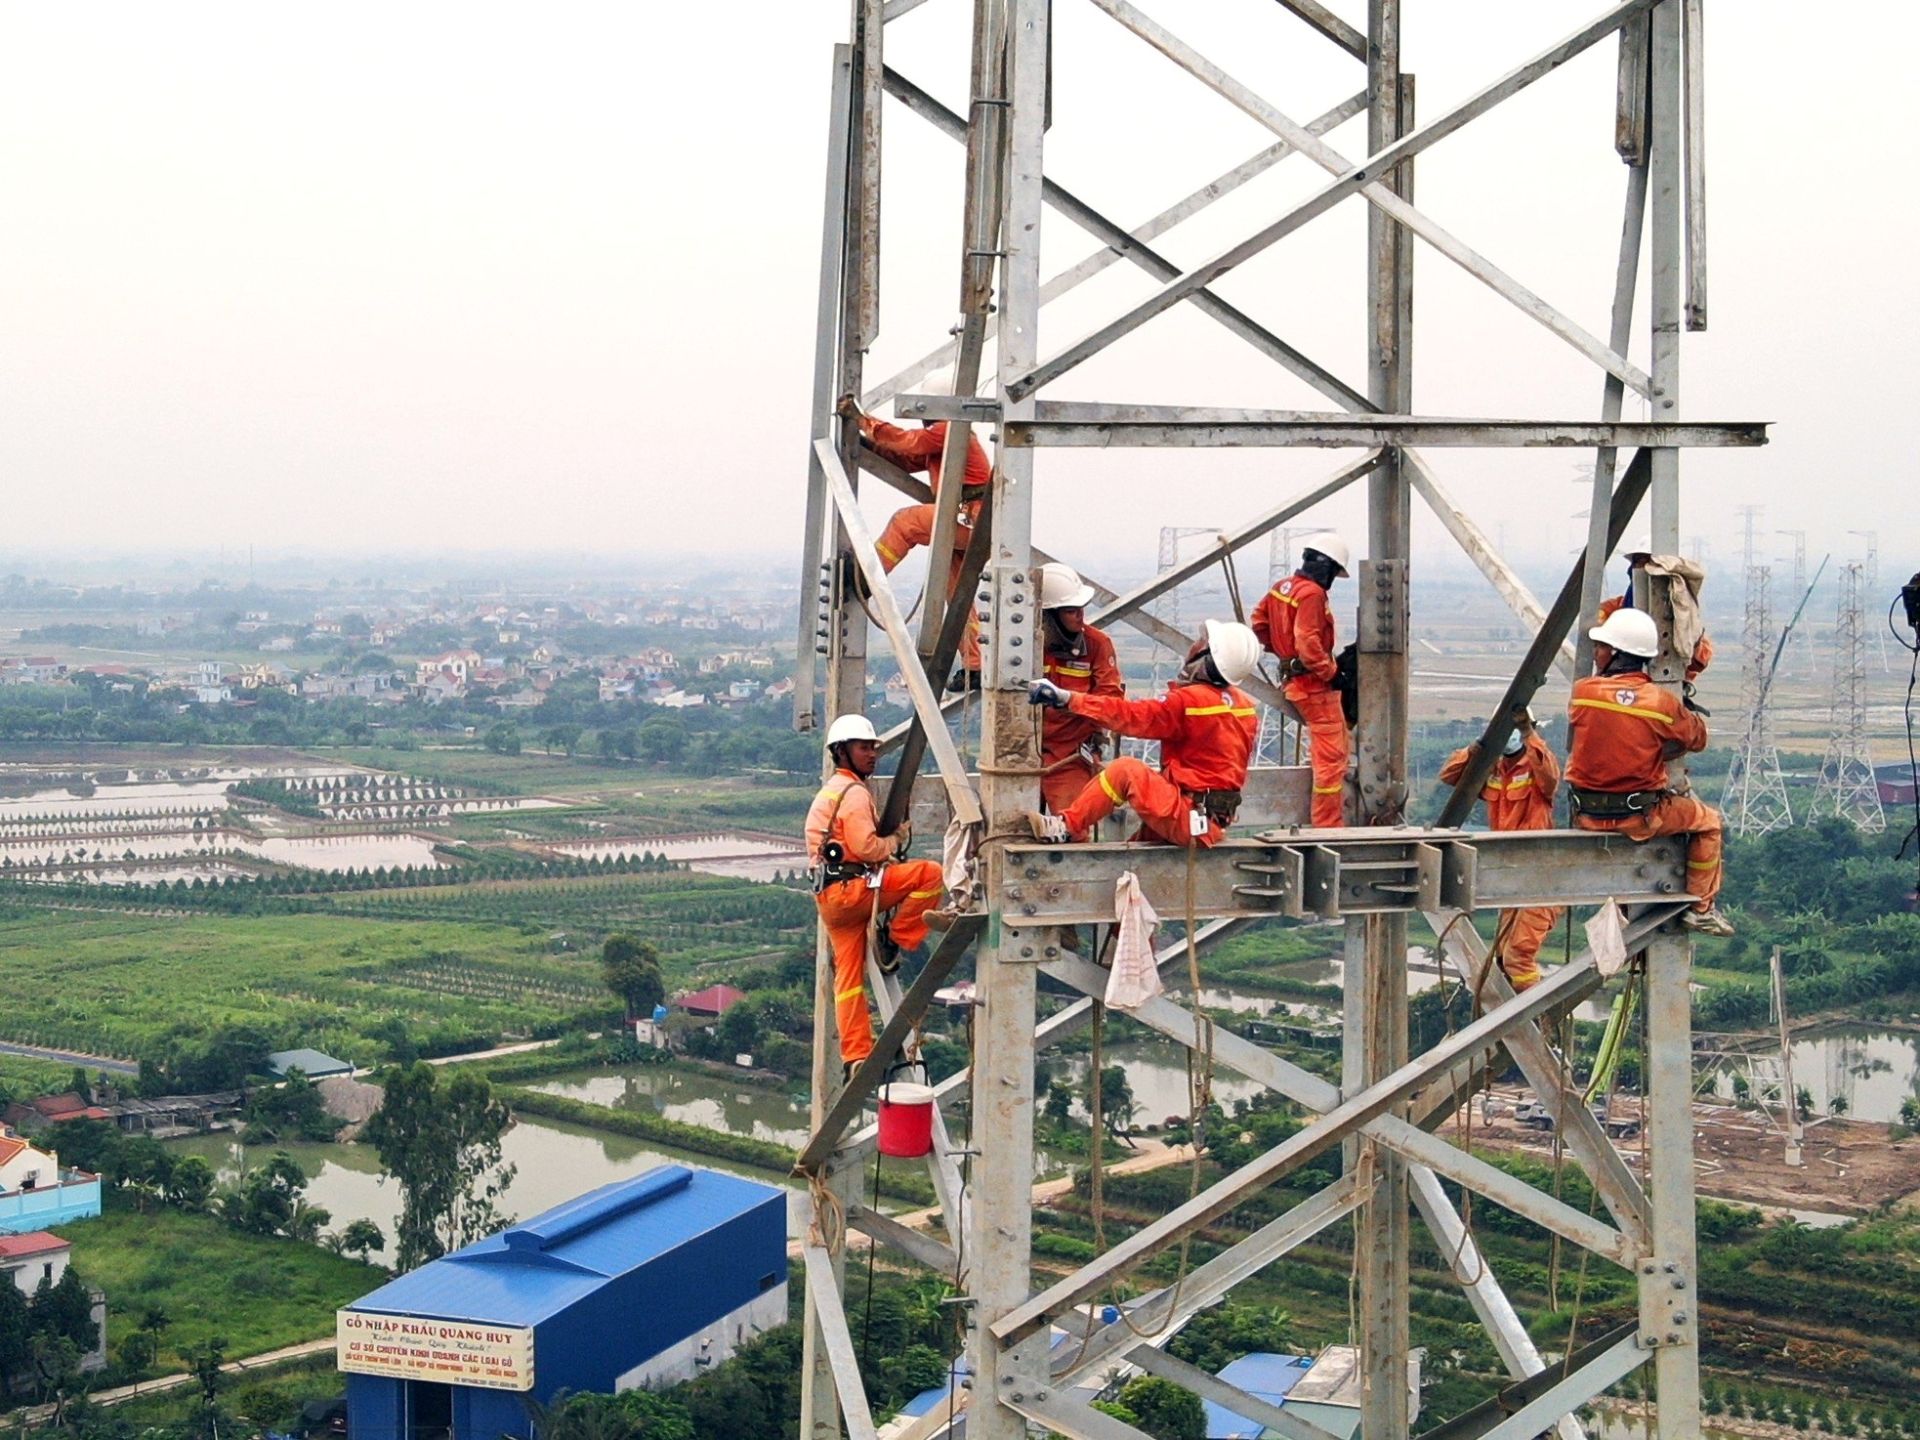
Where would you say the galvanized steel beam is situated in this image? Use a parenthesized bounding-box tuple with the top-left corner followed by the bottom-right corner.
(1007, 0, 1661, 400)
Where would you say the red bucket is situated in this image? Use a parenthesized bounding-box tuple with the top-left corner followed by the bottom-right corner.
(877, 1063, 936, 1159)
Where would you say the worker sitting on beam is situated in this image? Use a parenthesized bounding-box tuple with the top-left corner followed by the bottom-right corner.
(1438, 705, 1562, 991)
(806, 714, 949, 1079)
(1566, 607, 1734, 937)
(837, 369, 993, 691)
(1023, 620, 1260, 847)
(1252, 532, 1352, 827)
(1036, 562, 1125, 816)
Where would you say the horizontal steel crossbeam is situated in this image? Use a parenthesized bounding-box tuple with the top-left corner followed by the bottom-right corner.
(892, 397, 1765, 449)
(1000, 828, 1687, 927)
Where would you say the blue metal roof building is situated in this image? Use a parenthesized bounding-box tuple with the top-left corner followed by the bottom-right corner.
(338, 1166, 786, 1440)
(1201, 1352, 1315, 1439)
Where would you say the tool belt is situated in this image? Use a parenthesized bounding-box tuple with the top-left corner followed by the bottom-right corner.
(1567, 785, 1669, 819)
(812, 858, 875, 892)
(1186, 787, 1243, 827)
(811, 838, 876, 893)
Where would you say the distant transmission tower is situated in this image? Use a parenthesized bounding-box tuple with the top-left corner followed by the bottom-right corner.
(1849, 529, 1890, 672)
(1143, 526, 1220, 764)
(1736, 504, 1763, 573)
(1810, 562, 1885, 832)
(1774, 528, 1807, 677)
(1725, 564, 1793, 836)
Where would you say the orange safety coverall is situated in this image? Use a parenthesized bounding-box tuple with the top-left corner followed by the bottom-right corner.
(1052, 682, 1258, 847)
(863, 419, 993, 672)
(805, 770, 944, 1066)
(1565, 671, 1723, 911)
(1596, 594, 1713, 681)
(1439, 733, 1563, 991)
(1252, 572, 1347, 827)
(1040, 624, 1125, 815)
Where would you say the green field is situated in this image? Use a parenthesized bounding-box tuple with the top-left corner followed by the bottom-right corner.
(0, 910, 611, 1065)
(53, 1193, 384, 1363)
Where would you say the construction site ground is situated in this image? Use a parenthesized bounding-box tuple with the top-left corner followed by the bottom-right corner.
(1456, 1085, 1920, 1216)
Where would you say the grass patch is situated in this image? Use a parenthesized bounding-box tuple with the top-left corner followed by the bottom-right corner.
(53, 1193, 384, 1364)
(0, 909, 611, 1067)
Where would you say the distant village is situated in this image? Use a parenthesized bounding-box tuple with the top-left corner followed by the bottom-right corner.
(0, 579, 826, 716)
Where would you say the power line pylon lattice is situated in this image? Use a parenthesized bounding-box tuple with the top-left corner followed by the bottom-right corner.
(1725, 563, 1792, 837)
(1811, 562, 1886, 832)
(790, 3, 1767, 1438)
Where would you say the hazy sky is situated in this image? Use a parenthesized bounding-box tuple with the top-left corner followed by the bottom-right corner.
(1, 2, 1911, 587)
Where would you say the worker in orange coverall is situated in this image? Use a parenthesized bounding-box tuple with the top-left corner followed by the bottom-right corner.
(1439, 706, 1562, 991)
(1566, 607, 1734, 937)
(1024, 620, 1261, 848)
(1036, 562, 1125, 816)
(838, 370, 993, 688)
(1251, 532, 1352, 827)
(1596, 536, 1713, 683)
(804, 714, 947, 1075)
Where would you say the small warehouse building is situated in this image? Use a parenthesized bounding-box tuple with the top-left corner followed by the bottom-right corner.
(266, 1048, 355, 1081)
(338, 1166, 785, 1440)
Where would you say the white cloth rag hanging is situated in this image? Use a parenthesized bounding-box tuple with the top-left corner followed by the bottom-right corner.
(1586, 898, 1630, 980)
(1106, 870, 1163, 1010)
(1642, 554, 1707, 663)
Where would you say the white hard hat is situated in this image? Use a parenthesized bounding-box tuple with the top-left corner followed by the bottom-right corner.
(1039, 562, 1096, 610)
(1588, 606, 1659, 658)
(824, 713, 879, 749)
(1619, 534, 1653, 559)
(1203, 619, 1262, 686)
(1302, 532, 1352, 577)
(919, 366, 956, 396)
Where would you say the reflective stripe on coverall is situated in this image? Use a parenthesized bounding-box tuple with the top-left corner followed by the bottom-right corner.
(1438, 732, 1563, 990)
(805, 771, 943, 1065)
(865, 419, 992, 672)
(1041, 623, 1124, 814)
(1251, 572, 1347, 826)
(1565, 673, 1723, 911)
(1052, 683, 1257, 847)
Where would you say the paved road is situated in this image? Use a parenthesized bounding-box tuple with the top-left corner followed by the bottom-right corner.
(7, 1338, 335, 1427)
(0, 1039, 138, 1075)
(426, 1036, 568, 1066)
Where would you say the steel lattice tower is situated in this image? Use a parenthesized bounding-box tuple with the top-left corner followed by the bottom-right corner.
(790, 5, 1766, 1437)
(1811, 562, 1886, 831)
(1773, 528, 1807, 678)
(1726, 563, 1793, 836)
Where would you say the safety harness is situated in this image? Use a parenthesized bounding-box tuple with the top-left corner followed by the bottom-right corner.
(810, 775, 877, 892)
(1566, 785, 1668, 820)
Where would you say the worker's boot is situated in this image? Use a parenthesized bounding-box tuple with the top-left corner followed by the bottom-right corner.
(1679, 905, 1735, 938)
(924, 905, 962, 933)
(1025, 811, 1071, 843)
(874, 930, 904, 974)
(944, 668, 982, 694)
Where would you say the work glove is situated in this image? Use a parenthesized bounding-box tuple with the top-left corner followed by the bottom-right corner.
(890, 821, 914, 857)
(1028, 679, 1071, 710)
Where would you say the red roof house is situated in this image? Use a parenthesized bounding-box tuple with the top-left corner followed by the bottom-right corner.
(675, 984, 748, 1018)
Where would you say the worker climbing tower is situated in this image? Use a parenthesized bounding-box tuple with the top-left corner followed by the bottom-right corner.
(1811, 562, 1886, 832)
(1725, 562, 1793, 837)
(791, 4, 1765, 1438)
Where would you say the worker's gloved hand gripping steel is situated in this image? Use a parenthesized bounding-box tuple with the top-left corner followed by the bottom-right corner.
(1028, 679, 1071, 710)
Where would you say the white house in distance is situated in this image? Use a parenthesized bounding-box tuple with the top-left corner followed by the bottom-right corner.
(0, 1231, 70, 1296)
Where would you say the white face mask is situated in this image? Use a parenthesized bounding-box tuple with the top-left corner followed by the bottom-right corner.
(1503, 730, 1525, 757)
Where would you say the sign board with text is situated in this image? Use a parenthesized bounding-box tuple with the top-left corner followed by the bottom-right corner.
(337, 1311, 535, 1392)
